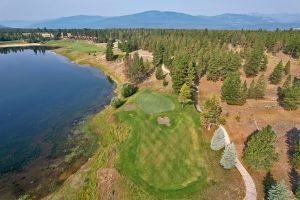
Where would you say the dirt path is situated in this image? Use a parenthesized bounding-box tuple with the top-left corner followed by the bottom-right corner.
(220, 125, 257, 200)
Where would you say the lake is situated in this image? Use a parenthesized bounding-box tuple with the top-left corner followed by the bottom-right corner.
(0, 47, 114, 198)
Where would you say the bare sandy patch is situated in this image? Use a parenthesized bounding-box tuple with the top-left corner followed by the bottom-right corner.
(157, 116, 171, 126)
(97, 168, 119, 200)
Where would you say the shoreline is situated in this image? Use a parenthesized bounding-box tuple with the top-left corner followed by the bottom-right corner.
(0, 44, 121, 199)
(0, 43, 41, 48)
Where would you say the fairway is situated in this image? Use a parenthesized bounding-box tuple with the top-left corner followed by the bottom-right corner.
(117, 91, 209, 198)
(136, 91, 175, 114)
(46, 40, 106, 53)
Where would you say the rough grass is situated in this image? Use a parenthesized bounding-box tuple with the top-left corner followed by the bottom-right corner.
(45, 40, 106, 53)
(116, 90, 239, 199)
(136, 91, 175, 114)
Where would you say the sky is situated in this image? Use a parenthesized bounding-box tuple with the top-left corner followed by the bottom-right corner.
(1, 0, 300, 20)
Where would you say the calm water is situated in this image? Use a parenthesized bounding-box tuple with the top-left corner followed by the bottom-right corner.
(0, 47, 114, 174)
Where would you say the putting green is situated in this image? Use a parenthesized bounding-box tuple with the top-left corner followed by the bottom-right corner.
(117, 91, 209, 198)
(135, 91, 175, 114)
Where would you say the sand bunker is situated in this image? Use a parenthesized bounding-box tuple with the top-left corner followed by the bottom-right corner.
(157, 116, 170, 126)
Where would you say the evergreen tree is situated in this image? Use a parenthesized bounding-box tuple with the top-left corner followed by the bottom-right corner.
(186, 62, 196, 86)
(240, 80, 248, 105)
(155, 65, 165, 80)
(220, 143, 237, 169)
(105, 41, 114, 61)
(178, 83, 192, 106)
(254, 74, 266, 99)
(244, 44, 265, 77)
(263, 172, 277, 200)
(210, 127, 226, 151)
(202, 95, 222, 128)
(280, 78, 300, 110)
(284, 61, 291, 75)
(128, 53, 145, 83)
(221, 73, 246, 105)
(270, 61, 284, 84)
(207, 52, 221, 81)
(153, 44, 164, 67)
(260, 55, 268, 71)
(243, 125, 278, 169)
(267, 181, 290, 200)
(171, 52, 190, 93)
(248, 80, 256, 99)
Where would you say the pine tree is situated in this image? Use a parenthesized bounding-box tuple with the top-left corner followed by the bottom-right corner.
(171, 52, 190, 93)
(243, 125, 278, 169)
(280, 78, 300, 110)
(284, 61, 291, 75)
(220, 143, 237, 169)
(254, 74, 266, 99)
(267, 181, 290, 200)
(263, 172, 277, 200)
(153, 44, 164, 67)
(210, 127, 226, 151)
(105, 41, 114, 61)
(270, 61, 284, 84)
(178, 83, 192, 107)
(128, 53, 145, 83)
(202, 95, 222, 128)
(221, 73, 246, 105)
(260, 55, 268, 71)
(240, 80, 248, 105)
(155, 65, 165, 80)
(248, 80, 256, 99)
(207, 52, 221, 81)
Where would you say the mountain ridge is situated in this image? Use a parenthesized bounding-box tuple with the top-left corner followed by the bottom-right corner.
(1, 11, 300, 30)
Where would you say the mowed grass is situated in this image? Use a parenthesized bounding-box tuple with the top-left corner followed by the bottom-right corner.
(116, 90, 209, 198)
(45, 40, 106, 54)
(136, 91, 175, 114)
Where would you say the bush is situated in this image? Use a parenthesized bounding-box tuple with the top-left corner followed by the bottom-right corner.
(121, 83, 137, 98)
(111, 97, 125, 108)
(155, 66, 166, 80)
(220, 143, 237, 169)
(210, 127, 226, 151)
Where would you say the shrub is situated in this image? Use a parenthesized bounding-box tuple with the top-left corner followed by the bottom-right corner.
(155, 66, 165, 80)
(210, 127, 226, 151)
(220, 143, 237, 169)
(121, 83, 137, 98)
(111, 97, 125, 108)
(243, 125, 278, 169)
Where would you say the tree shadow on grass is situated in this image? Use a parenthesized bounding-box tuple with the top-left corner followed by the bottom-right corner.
(286, 127, 300, 193)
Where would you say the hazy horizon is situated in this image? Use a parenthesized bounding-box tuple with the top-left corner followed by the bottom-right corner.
(1, 0, 300, 20)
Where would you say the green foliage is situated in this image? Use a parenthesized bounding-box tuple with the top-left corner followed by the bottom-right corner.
(270, 61, 284, 84)
(178, 83, 192, 106)
(291, 138, 300, 169)
(105, 41, 114, 61)
(220, 143, 237, 169)
(121, 83, 137, 98)
(248, 74, 266, 99)
(221, 73, 247, 105)
(263, 172, 277, 200)
(244, 43, 265, 77)
(153, 44, 165, 67)
(243, 125, 278, 170)
(127, 53, 147, 83)
(296, 185, 300, 200)
(248, 80, 256, 99)
(163, 79, 169, 87)
(110, 97, 125, 108)
(267, 181, 290, 200)
(210, 127, 226, 151)
(155, 65, 165, 80)
(202, 94, 222, 127)
(284, 61, 291, 75)
(279, 77, 300, 110)
(171, 52, 190, 93)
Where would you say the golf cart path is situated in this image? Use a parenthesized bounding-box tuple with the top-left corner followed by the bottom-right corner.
(219, 125, 257, 200)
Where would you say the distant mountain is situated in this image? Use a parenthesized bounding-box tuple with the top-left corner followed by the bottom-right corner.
(0, 20, 36, 28)
(2, 11, 300, 30)
(30, 15, 105, 29)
